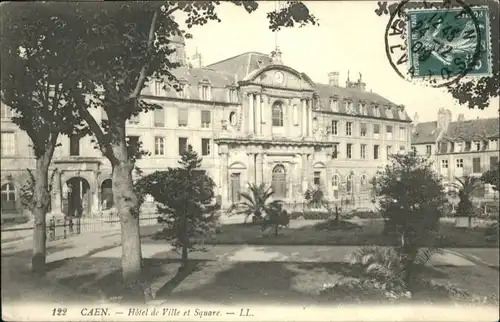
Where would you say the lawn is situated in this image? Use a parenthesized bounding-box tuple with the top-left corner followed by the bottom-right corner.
(2, 244, 498, 306)
(141, 219, 498, 248)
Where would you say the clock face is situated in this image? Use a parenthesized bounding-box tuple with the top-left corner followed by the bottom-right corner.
(274, 72, 284, 84)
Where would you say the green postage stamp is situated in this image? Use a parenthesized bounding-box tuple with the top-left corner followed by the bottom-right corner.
(406, 6, 492, 79)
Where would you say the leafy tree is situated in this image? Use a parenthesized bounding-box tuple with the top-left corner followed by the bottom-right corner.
(1, 4, 88, 273)
(60, 1, 318, 297)
(135, 145, 220, 268)
(304, 187, 341, 221)
(228, 183, 275, 224)
(20, 168, 58, 211)
(449, 175, 482, 227)
(481, 162, 499, 191)
(374, 0, 499, 110)
(372, 151, 447, 290)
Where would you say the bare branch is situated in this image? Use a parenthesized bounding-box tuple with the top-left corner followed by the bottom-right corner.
(127, 9, 159, 101)
(79, 107, 119, 164)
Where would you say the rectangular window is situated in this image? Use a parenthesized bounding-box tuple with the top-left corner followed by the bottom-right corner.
(386, 107, 393, 118)
(201, 138, 211, 156)
(465, 141, 471, 151)
(178, 137, 188, 155)
(386, 125, 393, 139)
(201, 85, 211, 100)
(331, 120, 338, 135)
(489, 139, 498, 150)
(128, 114, 140, 125)
(154, 137, 165, 155)
(374, 145, 379, 160)
(490, 156, 499, 169)
(346, 122, 352, 136)
(426, 145, 432, 155)
(0, 132, 15, 156)
(438, 142, 447, 153)
(178, 109, 188, 127)
(472, 157, 481, 173)
(456, 142, 463, 153)
(154, 108, 165, 127)
(313, 171, 321, 186)
(330, 99, 338, 112)
(360, 123, 367, 137)
(201, 110, 211, 128)
(475, 141, 481, 151)
(332, 144, 338, 159)
(69, 135, 80, 156)
(456, 158, 464, 168)
(399, 127, 406, 140)
(293, 104, 299, 125)
(441, 160, 449, 168)
(178, 83, 188, 98)
(373, 124, 380, 138)
(386, 145, 392, 158)
(346, 143, 352, 159)
(126, 136, 141, 159)
(373, 106, 379, 117)
(360, 144, 367, 159)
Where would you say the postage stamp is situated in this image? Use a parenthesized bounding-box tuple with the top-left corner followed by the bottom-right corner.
(406, 6, 492, 79)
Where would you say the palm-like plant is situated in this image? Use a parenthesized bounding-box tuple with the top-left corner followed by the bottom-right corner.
(227, 183, 275, 224)
(346, 246, 443, 293)
(449, 176, 482, 227)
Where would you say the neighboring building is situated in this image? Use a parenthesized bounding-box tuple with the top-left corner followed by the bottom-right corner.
(1, 39, 413, 217)
(412, 108, 500, 196)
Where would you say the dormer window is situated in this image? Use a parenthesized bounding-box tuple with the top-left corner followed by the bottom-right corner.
(330, 98, 338, 112)
(154, 80, 163, 96)
(373, 105, 380, 117)
(228, 88, 238, 103)
(386, 106, 393, 118)
(344, 100, 354, 114)
(178, 83, 189, 98)
(360, 102, 367, 116)
(200, 83, 211, 100)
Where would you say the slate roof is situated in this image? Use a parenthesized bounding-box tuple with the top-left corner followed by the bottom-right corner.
(442, 117, 500, 141)
(412, 121, 439, 144)
(412, 117, 500, 144)
(151, 51, 412, 121)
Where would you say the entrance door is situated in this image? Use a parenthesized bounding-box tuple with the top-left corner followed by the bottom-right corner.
(272, 164, 286, 198)
(230, 173, 241, 204)
(66, 177, 91, 217)
(100, 179, 113, 210)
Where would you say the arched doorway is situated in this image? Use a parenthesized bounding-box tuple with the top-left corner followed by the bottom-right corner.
(271, 164, 286, 198)
(65, 177, 91, 217)
(101, 179, 113, 210)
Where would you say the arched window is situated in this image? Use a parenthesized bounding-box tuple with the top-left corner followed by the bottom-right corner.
(332, 175, 339, 199)
(272, 102, 284, 127)
(1, 183, 17, 211)
(271, 164, 286, 198)
(346, 175, 354, 194)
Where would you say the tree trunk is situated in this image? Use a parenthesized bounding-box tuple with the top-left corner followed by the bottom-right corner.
(274, 224, 278, 236)
(31, 147, 55, 274)
(110, 121, 144, 302)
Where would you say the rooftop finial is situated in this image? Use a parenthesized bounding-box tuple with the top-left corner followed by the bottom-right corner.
(359, 72, 362, 82)
(347, 70, 350, 82)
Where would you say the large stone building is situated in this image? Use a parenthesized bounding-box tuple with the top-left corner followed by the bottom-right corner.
(1, 38, 413, 217)
(411, 108, 499, 196)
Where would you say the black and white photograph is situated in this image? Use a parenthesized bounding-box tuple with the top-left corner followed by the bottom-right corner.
(1, 1, 499, 321)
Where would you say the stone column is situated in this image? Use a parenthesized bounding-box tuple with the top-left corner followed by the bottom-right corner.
(247, 152, 255, 185)
(52, 170, 62, 214)
(255, 153, 263, 185)
(219, 146, 229, 206)
(248, 93, 254, 134)
(301, 99, 307, 137)
(288, 163, 294, 200)
(307, 100, 313, 137)
(301, 153, 308, 193)
(307, 153, 314, 187)
(255, 94, 262, 136)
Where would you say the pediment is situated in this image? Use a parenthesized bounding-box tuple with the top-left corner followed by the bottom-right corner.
(243, 65, 315, 91)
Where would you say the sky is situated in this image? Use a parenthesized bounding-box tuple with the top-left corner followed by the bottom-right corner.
(177, 1, 498, 123)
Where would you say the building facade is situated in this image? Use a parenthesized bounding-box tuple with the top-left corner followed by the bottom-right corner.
(412, 108, 499, 196)
(1, 40, 413, 217)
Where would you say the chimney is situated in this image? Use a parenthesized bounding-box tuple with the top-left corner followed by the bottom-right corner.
(437, 108, 452, 130)
(457, 114, 465, 122)
(271, 47, 283, 65)
(412, 112, 419, 133)
(328, 72, 339, 86)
